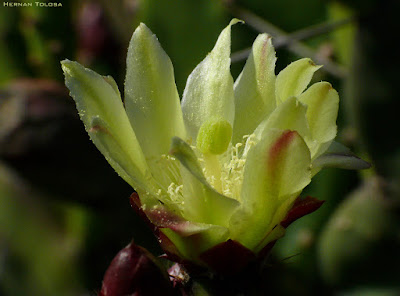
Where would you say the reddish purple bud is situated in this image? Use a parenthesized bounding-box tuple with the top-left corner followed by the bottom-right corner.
(100, 241, 175, 296)
(280, 196, 324, 228)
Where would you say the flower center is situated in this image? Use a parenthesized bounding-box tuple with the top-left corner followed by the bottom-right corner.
(148, 154, 184, 208)
(198, 134, 258, 202)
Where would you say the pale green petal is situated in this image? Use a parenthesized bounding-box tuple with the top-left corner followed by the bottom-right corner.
(253, 194, 296, 252)
(169, 136, 206, 183)
(125, 23, 185, 161)
(181, 20, 241, 142)
(253, 96, 310, 143)
(61, 60, 151, 190)
(232, 34, 276, 144)
(312, 141, 371, 174)
(180, 167, 239, 227)
(138, 200, 229, 262)
(170, 137, 240, 226)
(230, 129, 311, 249)
(298, 82, 339, 145)
(275, 58, 321, 104)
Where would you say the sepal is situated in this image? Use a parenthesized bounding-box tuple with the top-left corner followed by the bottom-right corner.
(313, 141, 371, 171)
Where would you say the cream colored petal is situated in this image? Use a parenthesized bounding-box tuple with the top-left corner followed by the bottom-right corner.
(61, 60, 152, 191)
(233, 34, 277, 144)
(230, 129, 311, 250)
(181, 20, 241, 142)
(125, 23, 186, 162)
(275, 58, 321, 104)
(298, 82, 339, 145)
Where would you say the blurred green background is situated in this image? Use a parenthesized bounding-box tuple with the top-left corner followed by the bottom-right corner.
(0, 0, 399, 295)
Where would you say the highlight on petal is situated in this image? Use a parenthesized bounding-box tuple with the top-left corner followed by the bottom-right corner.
(61, 60, 151, 190)
(181, 19, 242, 142)
(298, 82, 339, 152)
(313, 141, 371, 171)
(125, 23, 185, 162)
(275, 58, 321, 104)
(233, 34, 277, 144)
(230, 129, 311, 250)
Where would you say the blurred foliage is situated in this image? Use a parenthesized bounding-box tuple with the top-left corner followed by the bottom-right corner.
(0, 0, 399, 295)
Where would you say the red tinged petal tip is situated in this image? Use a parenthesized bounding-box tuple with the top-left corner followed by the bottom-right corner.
(280, 196, 324, 228)
(268, 130, 298, 172)
(258, 35, 272, 82)
(99, 241, 175, 296)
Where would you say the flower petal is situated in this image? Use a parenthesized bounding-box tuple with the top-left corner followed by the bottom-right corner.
(169, 136, 207, 183)
(232, 34, 277, 144)
(132, 195, 230, 263)
(170, 137, 240, 226)
(230, 129, 311, 250)
(298, 82, 339, 153)
(180, 168, 240, 227)
(61, 60, 151, 190)
(161, 225, 229, 263)
(181, 19, 241, 142)
(125, 23, 186, 161)
(275, 58, 321, 104)
(253, 96, 310, 144)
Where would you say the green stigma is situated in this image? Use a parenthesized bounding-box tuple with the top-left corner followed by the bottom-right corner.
(196, 118, 232, 155)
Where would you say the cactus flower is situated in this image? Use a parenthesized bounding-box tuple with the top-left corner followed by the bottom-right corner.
(61, 20, 369, 271)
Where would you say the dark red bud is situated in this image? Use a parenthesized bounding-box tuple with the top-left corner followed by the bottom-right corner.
(100, 241, 175, 296)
